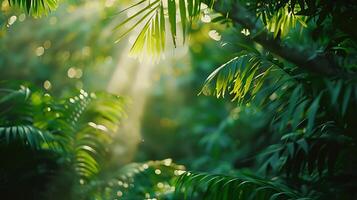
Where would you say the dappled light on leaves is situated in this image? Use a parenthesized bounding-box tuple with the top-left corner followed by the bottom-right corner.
(43, 80, 52, 90)
(35, 46, 45, 56)
(208, 29, 221, 41)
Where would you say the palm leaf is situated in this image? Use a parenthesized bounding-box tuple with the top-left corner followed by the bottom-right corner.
(115, 0, 210, 57)
(0, 125, 53, 149)
(174, 171, 309, 199)
(8, 0, 58, 16)
(200, 51, 278, 104)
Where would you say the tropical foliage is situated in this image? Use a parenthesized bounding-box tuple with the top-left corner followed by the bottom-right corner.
(0, 83, 126, 198)
(114, 0, 357, 199)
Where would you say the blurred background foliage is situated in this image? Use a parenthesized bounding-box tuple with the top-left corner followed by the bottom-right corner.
(0, 0, 124, 95)
(0, 0, 357, 199)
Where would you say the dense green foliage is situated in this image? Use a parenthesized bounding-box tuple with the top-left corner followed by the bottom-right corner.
(1, 0, 357, 199)
(0, 83, 126, 198)
(118, 0, 357, 198)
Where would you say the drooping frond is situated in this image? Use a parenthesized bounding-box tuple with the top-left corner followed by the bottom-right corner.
(201, 45, 357, 133)
(196, 37, 357, 197)
(200, 50, 283, 104)
(272, 78, 357, 135)
(8, 0, 58, 16)
(259, 5, 307, 38)
(0, 85, 53, 149)
(53, 90, 127, 180)
(0, 125, 53, 149)
(114, 0, 211, 57)
(174, 171, 311, 199)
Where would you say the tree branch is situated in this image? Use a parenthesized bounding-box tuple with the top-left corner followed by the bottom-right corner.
(209, 1, 342, 76)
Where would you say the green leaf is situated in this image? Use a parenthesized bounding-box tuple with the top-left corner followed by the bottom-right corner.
(179, 0, 188, 43)
(9, 0, 58, 16)
(297, 139, 308, 154)
(306, 93, 322, 135)
(114, 0, 160, 30)
(292, 100, 308, 130)
(116, 0, 206, 56)
(326, 79, 342, 105)
(287, 143, 295, 157)
(160, 4, 166, 50)
(341, 85, 352, 116)
(115, 1, 160, 42)
(175, 171, 305, 199)
(114, 0, 148, 15)
(168, 0, 177, 47)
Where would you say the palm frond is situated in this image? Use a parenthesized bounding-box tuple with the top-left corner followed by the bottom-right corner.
(115, 0, 211, 57)
(259, 4, 307, 38)
(250, 76, 357, 183)
(200, 51, 283, 104)
(174, 171, 310, 199)
(0, 85, 53, 149)
(0, 85, 32, 119)
(8, 0, 58, 16)
(0, 125, 53, 149)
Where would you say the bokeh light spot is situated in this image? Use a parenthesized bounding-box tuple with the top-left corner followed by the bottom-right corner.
(116, 191, 123, 197)
(154, 169, 161, 175)
(8, 15, 17, 26)
(18, 14, 26, 22)
(157, 182, 164, 188)
(201, 14, 211, 23)
(35, 46, 45, 56)
(43, 80, 52, 90)
(44, 40, 52, 49)
(208, 30, 221, 41)
(67, 67, 77, 78)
